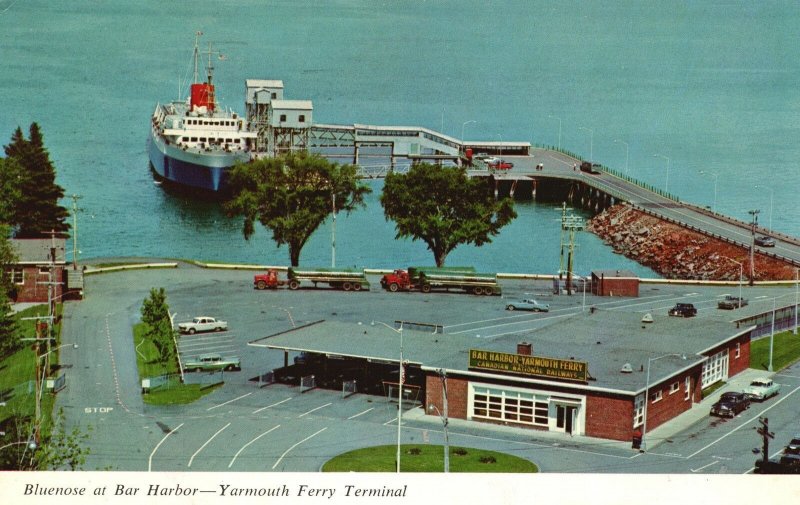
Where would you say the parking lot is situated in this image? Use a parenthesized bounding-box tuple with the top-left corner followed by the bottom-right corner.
(54, 263, 800, 472)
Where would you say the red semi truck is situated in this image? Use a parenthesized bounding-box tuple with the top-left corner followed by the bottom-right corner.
(380, 267, 501, 295)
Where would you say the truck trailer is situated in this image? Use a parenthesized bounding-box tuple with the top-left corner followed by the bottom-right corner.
(254, 268, 369, 291)
(380, 266, 501, 295)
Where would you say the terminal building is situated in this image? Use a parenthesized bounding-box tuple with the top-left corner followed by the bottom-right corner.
(249, 309, 752, 442)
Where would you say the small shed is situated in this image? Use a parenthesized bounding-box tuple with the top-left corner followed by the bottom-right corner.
(9, 238, 67, 303)
(591, 269, 639, 297)
(269, 99, 313, 128)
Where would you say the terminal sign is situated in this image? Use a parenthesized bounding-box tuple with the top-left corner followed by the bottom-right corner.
(469, 349, 588, 383)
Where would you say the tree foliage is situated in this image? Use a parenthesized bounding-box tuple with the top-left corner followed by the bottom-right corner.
(2, 123, 70, 238)
(224, 152, 371, 266)
(140, 288, 176, 366)
(0, 226, 20, 357)
(381, 163, 517, 266)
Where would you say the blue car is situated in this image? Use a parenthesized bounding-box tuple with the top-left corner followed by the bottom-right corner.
(505, 298, 550, 312)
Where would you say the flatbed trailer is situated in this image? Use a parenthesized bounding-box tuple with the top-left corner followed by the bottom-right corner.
(287, 268, 370, 291)
(418, 271, 502, 295)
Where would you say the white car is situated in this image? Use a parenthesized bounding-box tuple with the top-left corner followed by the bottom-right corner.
(505, 298, 550, 312)
(742, 377, 780, 401)
(178, 316, 228, 334)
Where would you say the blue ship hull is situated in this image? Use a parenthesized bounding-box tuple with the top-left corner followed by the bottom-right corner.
(147, 133, 247, 193)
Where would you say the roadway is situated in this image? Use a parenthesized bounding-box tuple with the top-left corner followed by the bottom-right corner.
(54, 264, 800, 473)
(491, 149, 800, 266)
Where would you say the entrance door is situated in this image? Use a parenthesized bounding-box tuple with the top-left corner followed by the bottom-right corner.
(555, 405, 578, 435)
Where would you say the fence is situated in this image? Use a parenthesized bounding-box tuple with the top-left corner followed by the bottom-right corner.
(141, 371, 223, 393)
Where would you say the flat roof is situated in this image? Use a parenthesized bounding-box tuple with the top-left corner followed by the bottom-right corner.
(12, 238, 67, 264)
(245, 79, 284, 88)
(249, 310, 752, 395)
(271, 99, 313, 110)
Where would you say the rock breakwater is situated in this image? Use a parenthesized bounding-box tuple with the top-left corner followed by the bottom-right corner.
(588, 205, 795, 281)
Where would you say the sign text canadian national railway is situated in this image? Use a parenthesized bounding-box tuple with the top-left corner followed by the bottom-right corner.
(469, 349, 588, 383)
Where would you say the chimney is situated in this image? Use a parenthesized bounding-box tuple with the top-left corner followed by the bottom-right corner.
(517, 342, 532, 356)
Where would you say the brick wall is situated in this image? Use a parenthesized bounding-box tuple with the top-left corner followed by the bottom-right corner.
(425, 374, 469, 419)
(596, 278, 639, 297)
(13, 266, 64, 303)
(585, 393, 633, 441)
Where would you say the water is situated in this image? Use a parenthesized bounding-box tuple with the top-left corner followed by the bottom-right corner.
(2, 0, 798, 276)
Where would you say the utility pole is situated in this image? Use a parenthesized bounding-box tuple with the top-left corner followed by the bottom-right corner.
(331, 193, 336, 268)
(757, 417, 774, 466)
(70, 194, 83, 270)
(561, 210, 584, 296)
(748, 209, 760, 286)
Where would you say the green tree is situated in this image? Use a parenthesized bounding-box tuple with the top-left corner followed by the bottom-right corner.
(225, 152, 371, 266)
(3, 123, 70, 238)
(381, 163, 517, 266)
(140, 288, 176, 365)
(35, 408, 91, 470)
(0, 157, 24, 225)
(0, 226, 20, 357)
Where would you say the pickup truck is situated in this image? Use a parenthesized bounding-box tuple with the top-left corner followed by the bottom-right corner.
(743, 377, 780, 401)
(184, 353, 240, 372)
(718, 295, 748, 310)
(177, 316, 228, 334)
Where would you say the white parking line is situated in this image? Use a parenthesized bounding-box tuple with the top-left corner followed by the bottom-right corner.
(271, 427, 327, 470)
(148, 422, 184, 472)
(253, 397, 292, 414)
(229, 425, 280, 469)
(690, 460, 719, 472)
(188, 423, 231, 467)
(207, 392, 252, 411)
(347, 408, 374, 420)
(298, 402, 332, 418)
(686, 384, 800, 460)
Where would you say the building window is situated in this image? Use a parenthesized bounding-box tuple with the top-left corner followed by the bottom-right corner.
(9, 268, 23, 284)
(669, 382, 680, 395)
(684, 376, 691, 401)
(701, 350, 728, 388)
(650, 390, 662, 403)
(38, 267, 50, 275)
(472, 385, 550, 427)
(735, 343, 741, 359)
(280, 114, 287, 122)
(271, 92, 277, 99)
(299, 115, 305, 123)
(633, 394, 644, 427)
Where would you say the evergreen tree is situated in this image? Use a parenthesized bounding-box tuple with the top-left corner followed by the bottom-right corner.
(0, 157, 23, 225)
(0, 226, 20, 357)
(3, 123, 70, 237)
(140, 288, 176, 365)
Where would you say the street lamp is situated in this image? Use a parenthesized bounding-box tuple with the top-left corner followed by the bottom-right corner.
(641, 353, 686, 451)
(565, 271, 587, 311)
(653, 154, 670, 193)
(698, 170, 719, 212)
(578, 126, 593, 162)
(371, 321, 404, 473)
(549, 115, 562, 150)
(754, 185, 774, 231)
(427, 369, 450, 472)
(613, 139, 629, 174)
(721, 256, 744, 307)
(25, 342, 79, 444)
(748, 209, 760, 286)
(461, 120, 476, 141)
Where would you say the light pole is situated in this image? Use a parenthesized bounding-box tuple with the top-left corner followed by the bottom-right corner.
(754, 185, 774, 231)
(461, 120, 476, 141)
(721, 256, 744, 308)
(795, 268, 799, 336)
(566, 271, 587, 311)
(614, 139, 629, 174)
(641, 353, 686, 451)
(549, 115, 562, 150)
(578, 126, 593, 162)
(427, 369, 450, 472)
(331, 193, 336, 268)
(372, 321, 404, 473)
(698, 170, 718, 212)
(653, 154, 670, 193)
(748, 209, 760, 286)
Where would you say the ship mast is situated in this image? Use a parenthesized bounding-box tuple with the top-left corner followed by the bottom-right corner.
(192, 30, 202, 85)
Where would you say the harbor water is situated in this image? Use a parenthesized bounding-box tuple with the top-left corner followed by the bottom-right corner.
(2, 1, 798, 276)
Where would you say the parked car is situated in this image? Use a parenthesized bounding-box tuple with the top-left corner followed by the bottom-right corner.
(668, 303, 697, 317)
(784, 435, 800, 455)
(743, 377, 780, 401)
(178, 316, 228, 334)
(488, 158, 514, 170)
(183, 353, 240, 372)
(473, 152, 491, 161)
(505, 298, 550, 312)
(755, 235, 776, 247)
(710, 391, 750, 417)
(718, 295, 748, 310)
(579, 161, 602, 174)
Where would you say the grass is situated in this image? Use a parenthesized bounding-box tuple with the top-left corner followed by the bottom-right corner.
(701, 381, 726, 399)
(0, 304, 62, 439)
(132, 322, 220, 405)
(750, 330, 800, 372)
(322, 444, 538, 473)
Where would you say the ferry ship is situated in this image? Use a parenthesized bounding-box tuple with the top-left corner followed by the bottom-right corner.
(148, 33, 256, 194)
